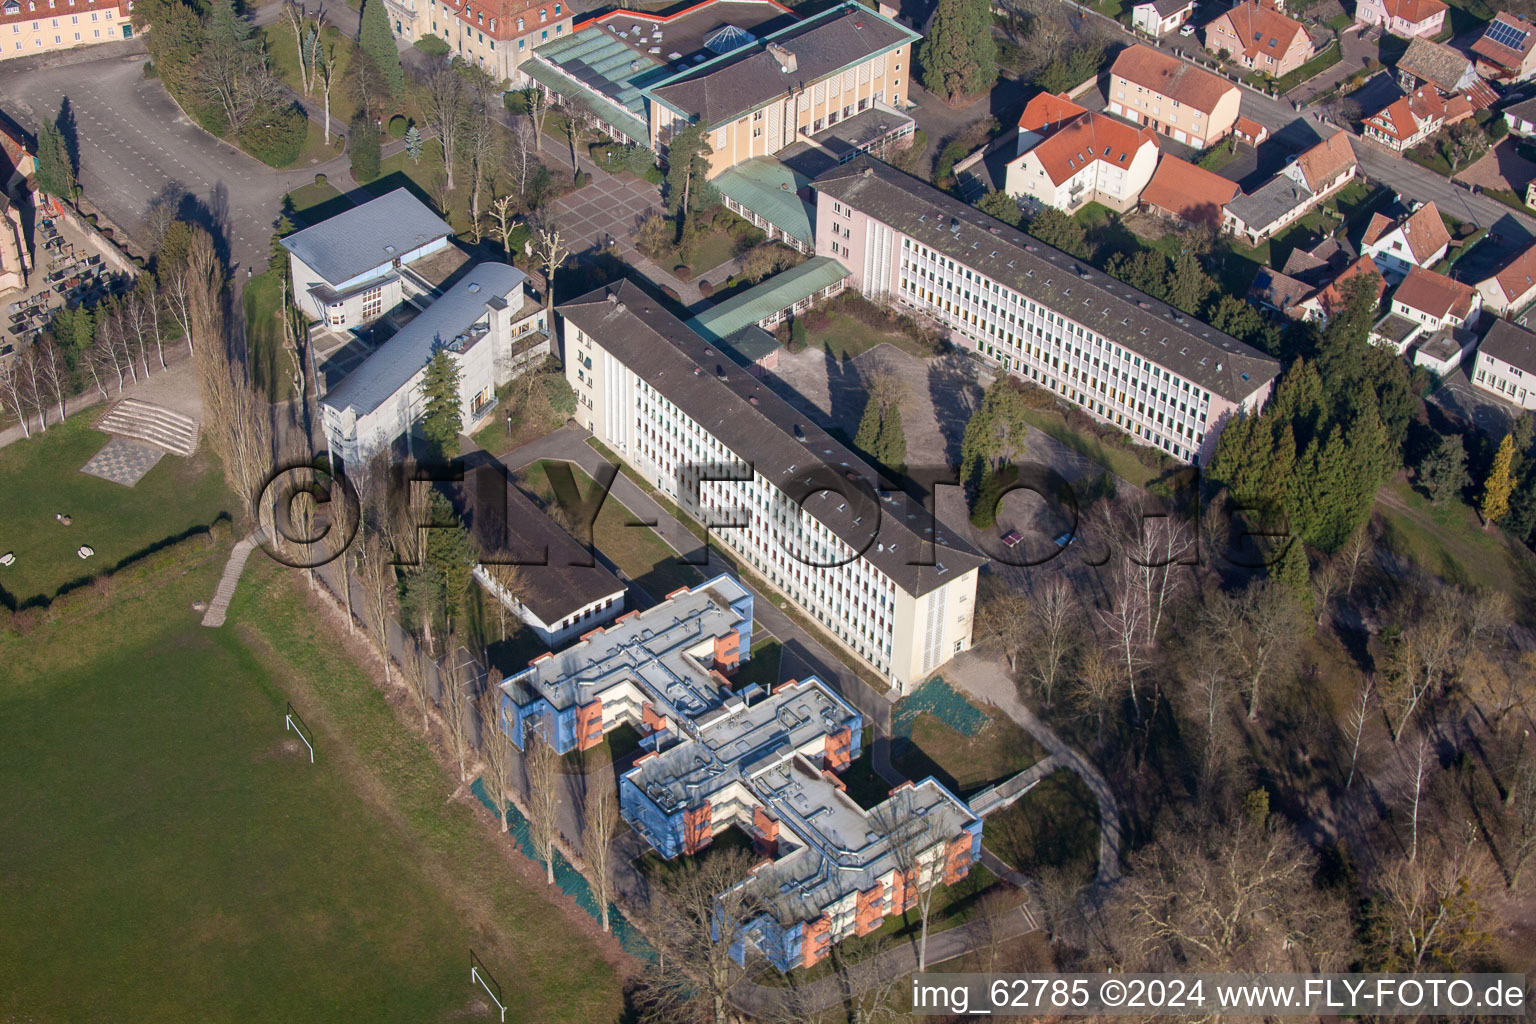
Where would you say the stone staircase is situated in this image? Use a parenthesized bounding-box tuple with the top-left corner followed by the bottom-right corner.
(97, 398, 199, 456)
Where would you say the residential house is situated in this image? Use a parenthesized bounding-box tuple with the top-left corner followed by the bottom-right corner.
(1203, 1, 1314, 78)
(1354, 0, 1447, 38)
(1412, 324, 1478, 373)
(1390, 264, 1481, 334)
(1249, 238, 1366, 320)
(1003, 92, 1161, 212)
(1359, 201, 1452, 280)
(1234, 115, 1270, 145)
(319, 262, 549, 466)
(1472, 11, 1536, 81)
(814, 158, 1281, 465)
(525, 1, 918, 176)
(1395, 37, 1495, 103)
(396, 0, 573, 84)
(0, 0, 132, 59)
(1220, 131, 1357, 245)
(1292, 255, 1386, 323)
(1139, 154, 1241, 225)
(560, 276, 986, 691)
(1471, 318, 1536, 407)
(1249, 267, 1314, 317)
(280, 188, 455, 331)
(1108, 44, 1243, 148)
(462, 463, 627, 649)
(1132, 0, 1196, 36)
(1505, 95, 1536, 134)
(1475, 241, 1536, 313)
(1361, 85, 1474, 151)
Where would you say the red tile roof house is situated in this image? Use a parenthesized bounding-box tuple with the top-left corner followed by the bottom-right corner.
(1220, 131, 1357, 245)
(1359, 201, 1452, 281)
(1361, 84, 1474, 152)
(1294, 255, 1387, 324)
(1472, 11, 1536, 82)
(1476, 242, 1536, 314)
(1202, 1, 1314, 78)
(1389, 264, 1481, 332)
(1108, 45, 1242, 148)
(1003, 93, 1161, 212)
(1131, 0, 1196, 36)
(1354, 0, 1447, 38)
(1139, 154, 1241, 225)
(1233, 115, 1269, 145)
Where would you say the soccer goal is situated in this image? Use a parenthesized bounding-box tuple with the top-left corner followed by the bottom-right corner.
(470, 949, 507, 1022)
(284, 701, 315, 764)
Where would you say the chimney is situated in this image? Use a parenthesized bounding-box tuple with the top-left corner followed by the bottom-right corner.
(767, 42, 797, 74)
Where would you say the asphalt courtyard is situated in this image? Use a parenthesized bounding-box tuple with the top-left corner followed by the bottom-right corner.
(0, 46, 334, 273)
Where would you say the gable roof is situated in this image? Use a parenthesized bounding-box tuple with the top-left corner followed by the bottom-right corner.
(1372, 0, 1448, 25)
(647, 3, 917, 128)
(1110, 44, 1237, 114)
(1209, 1, 1308, 62)
(1249, 268, 1312, 311)
(1140, 154, 1240, 224)
(814, 158, 1279, 401)
(1014, 110, 1159, 186)
(322, 262, 526, 417)
(1483, 241, 1536, 303)
(1310, 256, 1387, 317)
(559, 278, 986, 595)
(1480, 317, 1536, 372)
(1398, 36, 1473, 91)
(1472, 11, 1536, 71)
(1018, 91, 1089, 133)
(1136, 0, 1194, 15)
(279, 188, 453, 286)
(1364, 85, 1447, 141)
(1365, 202, 1452, 263)
(1293, 131, 1356, 191)
(1394, 264, 1477, 320)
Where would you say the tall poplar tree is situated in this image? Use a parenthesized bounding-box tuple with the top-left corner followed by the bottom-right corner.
(1482, 432, 1516, 526)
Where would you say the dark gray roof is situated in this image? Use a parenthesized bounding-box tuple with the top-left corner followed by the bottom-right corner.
(462, 463, 626, 625)
(1505, 94, 1536, 121)
(322, 262, 526, 417)
(279, 188, 453, 286)
(1249, 268, 1311, 312)
(813, 159, 1279, 402)
(1136, 0, 1193, 16)
(648, 4, 918, 128)
(1224, 174, 1316, 235)
(559, 280, 985, 596)
(1481, 317, 1536, 372)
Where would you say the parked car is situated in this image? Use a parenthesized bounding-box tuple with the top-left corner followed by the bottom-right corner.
(1179, 22, 1196, 36)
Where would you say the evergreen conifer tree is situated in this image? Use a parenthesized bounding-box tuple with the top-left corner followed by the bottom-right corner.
(1482, 432, 1516, 526)
(358, 0, 405, 100)
(917, 0, 998, 102)
(420, 349, 463, 460)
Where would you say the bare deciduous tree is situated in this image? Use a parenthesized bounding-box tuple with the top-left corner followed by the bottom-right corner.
(871, 787, 946, 971)
(1345, 674, 1374, 790)
(532, 222, 569, 325)
(479, 685, 515, 834)
(1341, 523, 1372, 598)
(440, 641, 473, 783)
(1209, 581, 1304, 722)
(489, 194, 519, 263)
(581, 754, 619, 932)
(420, 58, 465, 192)
(1027, 578, 1078, 707)
(525, 720, 562, 884)
(644, 846, 764, 1024)
(0, 351, 32, 436)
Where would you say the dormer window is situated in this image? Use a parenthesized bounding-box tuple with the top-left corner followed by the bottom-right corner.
(516, 15, 522, 29)
(539, 8, 546, 19)
(554, 1, 560, 11)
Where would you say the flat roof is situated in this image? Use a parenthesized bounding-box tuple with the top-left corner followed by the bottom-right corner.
(813, 158, 1279, 402)
(686, 256, 849, 340)
(808, 104, 915, 161)
(322, 262, 526, 417)
(712, 156, 815, 244)
(502, 574, 753, 714)
(462, 462, 626, 625)
(559, 280, 986, 596)
(279, 188, 452, 286)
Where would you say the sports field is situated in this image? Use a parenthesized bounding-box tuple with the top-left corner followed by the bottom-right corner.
(0, 546, 624, 1022)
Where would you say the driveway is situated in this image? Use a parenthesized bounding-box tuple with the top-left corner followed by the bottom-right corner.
(0, 48, 340, 273)
(1455, 137, 1536, 195)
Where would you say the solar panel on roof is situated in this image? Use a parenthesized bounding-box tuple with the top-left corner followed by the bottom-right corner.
(1488, 18, 1529, 49)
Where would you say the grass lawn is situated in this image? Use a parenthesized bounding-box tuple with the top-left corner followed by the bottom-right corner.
(245, 269, 298, 404)
(286, 178, 350, 225)
(682, 229, 739, 276)
(894, 708, 1045, 798)
(1272, 42, 1342, 94)
(733, 636, 783, 692)
(0, 415, 230, 609)
(1326, 10, 1353, 29)
(983, 770, 1100, 885)
(1404, 143, 1454, 178)
(1376, 477, 1534, 600)
(0, 554, 622, 1023)
(291, 119, 346, 168)
(514, 459, 707, 602)
(810, 312, 934, 361)
(365, 141, 470, 233)
(1197, 145, 1240, 173)
(1017, 405, 1160, 489)
(260, 25, 361, 129)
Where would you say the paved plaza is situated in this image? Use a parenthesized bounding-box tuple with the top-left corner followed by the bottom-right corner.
(548, 175, 661, 252)
(80, 437, 166, 487)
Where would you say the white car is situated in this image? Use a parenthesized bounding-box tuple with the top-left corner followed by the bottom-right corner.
(1179, 23, 1197, 36)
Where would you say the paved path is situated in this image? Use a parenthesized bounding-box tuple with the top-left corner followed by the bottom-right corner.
(202, 529, 265, 627)
(944, 650, 1124, 886)
(968, 752, 1063, 817)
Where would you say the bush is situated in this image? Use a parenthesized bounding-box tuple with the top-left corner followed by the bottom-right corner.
(242, 102, 308, 168)
(143, 61, 160, 79)
(388, 115, 409, 138)
(661, 285, 681, 302)
(349, 112, 381, 182)
(698, 279, 715, 298)
(323, 23, 340, 38)
(414, 32, 450, 56)
(314, 172, 328, 186)
(789, 318, 808, 352)
(673, 264, 693, 281)
(504, 90, 531, 114)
